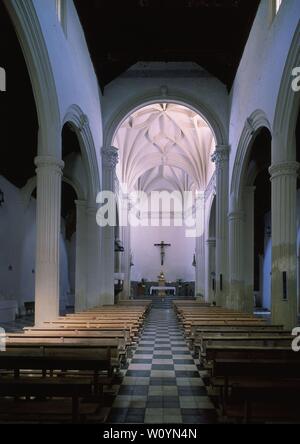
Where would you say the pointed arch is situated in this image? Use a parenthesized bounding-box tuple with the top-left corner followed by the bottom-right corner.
(230, 110, 272, 212)
(63, 105, 101, 202)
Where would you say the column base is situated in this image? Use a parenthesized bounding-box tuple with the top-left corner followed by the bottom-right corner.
(272, 271, 297, 330)
(229, 281, 254, 313)
(75, 291, 87, 312)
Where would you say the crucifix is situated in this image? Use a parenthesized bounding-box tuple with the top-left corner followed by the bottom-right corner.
(154, 241, 171, 267)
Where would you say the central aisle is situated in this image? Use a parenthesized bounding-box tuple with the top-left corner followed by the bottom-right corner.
(107, 308, 217, 424)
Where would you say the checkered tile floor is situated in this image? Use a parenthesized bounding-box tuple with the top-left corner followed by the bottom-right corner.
(107, 309, 218, 424)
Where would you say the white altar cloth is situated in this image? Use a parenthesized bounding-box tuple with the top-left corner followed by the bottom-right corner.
(150, 287, 176, 295)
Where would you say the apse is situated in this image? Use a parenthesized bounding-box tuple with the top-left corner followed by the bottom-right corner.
(113, 103, 216, 284)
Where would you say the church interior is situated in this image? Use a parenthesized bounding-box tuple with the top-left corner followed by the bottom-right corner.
(0, 0, 300, 425)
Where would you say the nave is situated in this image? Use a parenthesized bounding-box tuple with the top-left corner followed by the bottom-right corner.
(1, 298, 299, 424)
(1, 0, 300, 428)
(108, 309, 217, 424)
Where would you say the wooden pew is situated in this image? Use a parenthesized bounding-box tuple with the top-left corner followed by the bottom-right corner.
(211, 358, 300, 423)
(205, 345, 298, 364)
(0, 378, 94, 423)
(183, 320, 268, 339)
(174, 302, 300, 423)
(0, 347, 112, 421)
(198, 335, 292, 358)
(0, 301, 151, 423)
(39, 321, 141, 339)
(5, 337, 124, 369)
(0, 347, 112, 387)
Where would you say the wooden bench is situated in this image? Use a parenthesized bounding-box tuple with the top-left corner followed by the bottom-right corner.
(198, 335, 292, 358)
(0, 301, 151, 423)
(0, 377, 93, 423)
(205, 345, 299, 365)
(0, 348, 112, 393)
(4, 337, 125, 369)
(211, 359, 300, 423)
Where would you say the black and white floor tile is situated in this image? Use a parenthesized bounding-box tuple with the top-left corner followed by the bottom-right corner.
(107, 309, 218, 424)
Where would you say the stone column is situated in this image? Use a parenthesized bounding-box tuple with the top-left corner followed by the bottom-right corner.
(206, 238, 216, 303)
(34, 156, 64, 325)
(101, 146, 119, 305)
(195, 192, 205, 299)
(229, 188, 255, 313)
(269, 161, 299, 330)
(212, 145, 230, 307)
(74, 200, 87, 312)
(228, 211, 245, 311)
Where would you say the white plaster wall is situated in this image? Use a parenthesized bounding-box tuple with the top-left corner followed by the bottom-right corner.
(229, 0, 300, 178)
(102, 62, 229, 145)
(130, 224, 195, 283)
(0, 176, 72, 313)
(32, 0, 103, 177)
(0, 176, 36, 307)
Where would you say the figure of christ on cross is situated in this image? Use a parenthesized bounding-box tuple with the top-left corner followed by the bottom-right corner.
(154, 241, 171, 267)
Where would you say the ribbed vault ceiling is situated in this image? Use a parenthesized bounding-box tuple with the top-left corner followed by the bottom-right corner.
(113, 103, 216, 193)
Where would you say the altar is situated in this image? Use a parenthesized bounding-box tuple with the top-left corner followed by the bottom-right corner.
(150, 286, 176, 296)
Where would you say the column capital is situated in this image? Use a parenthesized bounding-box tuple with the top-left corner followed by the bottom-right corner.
(211, 145, 230, 164)
(34, 156, 64, 173)
(269, 161, 299, 179)
(102, 146, 119, 169)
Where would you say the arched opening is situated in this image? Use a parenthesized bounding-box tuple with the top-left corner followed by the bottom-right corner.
(0, 2, 38, 322)
(245, 128, 272, 312)
(60, 182, 77, 315)
(206, 196, 216, 304)
(112, 102, 216, 305)
(60, 124, 83, 314)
